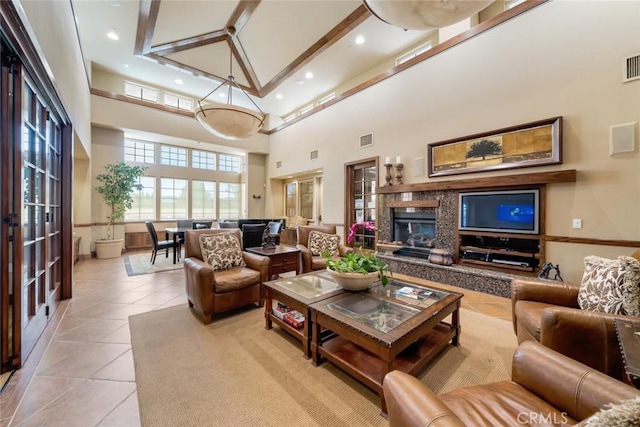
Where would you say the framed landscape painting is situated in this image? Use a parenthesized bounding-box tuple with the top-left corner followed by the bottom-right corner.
(427, 117, 562, 177)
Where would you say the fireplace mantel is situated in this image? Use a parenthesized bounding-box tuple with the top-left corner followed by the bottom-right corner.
(378, 169, 576, 194)
(386, 200, 439, 208)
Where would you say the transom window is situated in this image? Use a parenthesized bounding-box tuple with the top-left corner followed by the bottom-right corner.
(218, 182, 241, 218)
(125, 176, 155, 220)
(124, 139, 155, 164)
(218, 154, 241, 173)
(124, 81, 158, 103)
(164, 93, 193, 111)
(191, 180, 216, 219)
(396, 42, 433, 66)
(160, 145, 187, 167)
(192, 149, 216, 170)
(160, 178, 188, 219)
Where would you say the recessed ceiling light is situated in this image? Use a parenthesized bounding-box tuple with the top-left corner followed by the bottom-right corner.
(107, 28, 119, 41)
(296, 80, 304, 86)
(174, 79, 183, 85)
(218, 92, 226, 98)
(355, 35, 365, 45)
(276, 93, 283, 99)
(305, 71, 313, 79)
(120, 62, 129, 68)
(106, 0, 121, 6)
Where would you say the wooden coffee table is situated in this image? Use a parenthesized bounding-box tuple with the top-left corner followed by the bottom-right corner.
(263, 270, 344, 358)
(310, 279, 463, 414)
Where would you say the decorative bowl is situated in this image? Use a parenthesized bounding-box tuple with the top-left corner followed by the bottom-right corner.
(325, 268, 380, 291)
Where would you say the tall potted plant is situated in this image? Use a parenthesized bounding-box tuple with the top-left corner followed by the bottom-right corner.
(94, 162, 147, 259)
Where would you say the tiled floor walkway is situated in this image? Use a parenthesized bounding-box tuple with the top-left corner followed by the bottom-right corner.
(1, 255, 512, 426)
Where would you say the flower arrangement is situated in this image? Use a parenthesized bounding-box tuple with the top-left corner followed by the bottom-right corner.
(325, 221, 391, 287)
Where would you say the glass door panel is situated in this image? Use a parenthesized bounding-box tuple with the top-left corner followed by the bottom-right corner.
(346, 160, 378, 250)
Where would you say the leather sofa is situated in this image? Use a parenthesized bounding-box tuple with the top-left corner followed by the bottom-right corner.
(383, 340, 640, 427)
(183, 229, 270, 324)
(296, 225, 352, 273)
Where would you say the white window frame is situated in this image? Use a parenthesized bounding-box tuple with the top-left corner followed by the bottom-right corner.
(191, 149, 216, 170)
(124, 81, 159, 103)
(283, 113, 296, 122)
(317, 92, 335, 106)
(191, 180, 216, 219)
(125, 176, 156, 220)
(218, 182, 242, 219)
(299, 104, 314, 115)
(506, 0, 527, 10)
(160, 145, 188, 167)
(124, 139, 155, 164)
(218, 153, 241, 173)
(164, 92, 193, 111)
(159, 178, 188, 219)
(396, 41, 433, 66)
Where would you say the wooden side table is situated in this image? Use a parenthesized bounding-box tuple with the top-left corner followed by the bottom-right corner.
(614, 318, 640, 388)
(246, 245, 301, 279)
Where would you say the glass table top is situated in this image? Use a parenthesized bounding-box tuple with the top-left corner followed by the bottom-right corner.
(369, 280, 450, 308)
(273, 272, 341, 300)
(326, 293, 421, 334)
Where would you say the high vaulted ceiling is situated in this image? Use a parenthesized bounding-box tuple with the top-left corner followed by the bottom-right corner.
(73, 0, 458, 123)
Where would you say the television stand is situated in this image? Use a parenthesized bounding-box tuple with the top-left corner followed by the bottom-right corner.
(457, 231, 542, 273)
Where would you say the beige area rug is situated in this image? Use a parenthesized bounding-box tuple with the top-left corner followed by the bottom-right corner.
(124, 250, 183, 276)
(130, 306, 517, 427)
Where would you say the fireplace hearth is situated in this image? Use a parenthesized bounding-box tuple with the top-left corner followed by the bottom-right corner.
(392, 211, 436, 259)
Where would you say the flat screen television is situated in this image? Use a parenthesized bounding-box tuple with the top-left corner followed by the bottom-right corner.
(458, 189, 540, 234)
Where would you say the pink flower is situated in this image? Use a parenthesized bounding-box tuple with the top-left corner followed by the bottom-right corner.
(347, 221, 377, 243)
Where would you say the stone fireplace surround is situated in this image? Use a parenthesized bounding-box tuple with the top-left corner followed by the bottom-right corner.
(378, 190, 518, 298)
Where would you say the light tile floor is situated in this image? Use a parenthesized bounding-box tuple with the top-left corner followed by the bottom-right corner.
(2, 256, 512, 426)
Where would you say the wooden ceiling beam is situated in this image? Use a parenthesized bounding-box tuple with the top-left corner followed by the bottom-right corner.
(149, 31, 228, 56)
(226, 0, 261, 33)
(227, 37, 261, 92)
(258, 4, 371, 97)
(134, 0, 161, 55)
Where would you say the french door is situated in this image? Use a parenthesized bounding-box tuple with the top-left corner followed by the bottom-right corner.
(345, 158, 378, 250)
(0, 34, 69, 372)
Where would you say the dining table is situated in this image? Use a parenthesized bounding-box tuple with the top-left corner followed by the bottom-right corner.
(164, 227, 191, 264)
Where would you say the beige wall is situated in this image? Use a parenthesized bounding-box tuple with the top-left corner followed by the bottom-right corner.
(246, 153, 266, 218)
(17, 0, 91, 156)
(267, 1, 640, 283)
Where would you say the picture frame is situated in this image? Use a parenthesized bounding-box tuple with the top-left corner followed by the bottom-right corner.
(427, 117, 562, 177)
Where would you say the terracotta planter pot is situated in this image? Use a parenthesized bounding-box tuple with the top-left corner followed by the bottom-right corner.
(325, 268, 380, 291)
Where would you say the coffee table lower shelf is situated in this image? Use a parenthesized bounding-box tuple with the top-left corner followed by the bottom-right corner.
(313, 322, 456, 394)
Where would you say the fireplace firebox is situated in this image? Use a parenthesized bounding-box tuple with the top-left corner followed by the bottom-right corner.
(392, 211, 436, 259)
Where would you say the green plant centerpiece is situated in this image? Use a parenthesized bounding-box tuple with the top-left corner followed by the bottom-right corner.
(324, 221, 391, 290)
(95, 162, 147, 241)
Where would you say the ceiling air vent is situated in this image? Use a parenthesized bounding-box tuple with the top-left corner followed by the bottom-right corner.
(310, 150, 319, 160)
(360, 133, 373, 148)
(623, 53, 640, 82)
(276, 160, 282, 168)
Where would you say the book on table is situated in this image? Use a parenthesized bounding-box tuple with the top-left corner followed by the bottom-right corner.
(283, 311, 305, 328)
(396, 286, 433, 300)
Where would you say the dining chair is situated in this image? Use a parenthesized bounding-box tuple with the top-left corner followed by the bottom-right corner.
(192, 220, 213, 229)
(145, 221, 180, 264)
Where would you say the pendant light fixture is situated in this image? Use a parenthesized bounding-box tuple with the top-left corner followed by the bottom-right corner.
(195, 42, 265, 140)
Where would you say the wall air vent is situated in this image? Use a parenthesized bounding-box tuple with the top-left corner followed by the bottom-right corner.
(360, 133, 373, 148)
(276, 161, 282, 168)
(623, 53, 640, 82)
(310, 150, 319, 160)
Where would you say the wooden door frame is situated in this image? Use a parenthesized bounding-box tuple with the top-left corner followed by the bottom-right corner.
(344, 157, 379, 247)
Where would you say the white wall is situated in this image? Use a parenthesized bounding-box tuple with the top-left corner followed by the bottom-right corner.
(16, 0, 92, 156)
(267, 1, 640, 283)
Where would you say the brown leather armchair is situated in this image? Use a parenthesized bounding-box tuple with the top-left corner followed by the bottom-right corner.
(183, 229, 270, 325)
(511, 275, 640, 382)
(383, 340, 640, 427)
(296, 225, 352, 273)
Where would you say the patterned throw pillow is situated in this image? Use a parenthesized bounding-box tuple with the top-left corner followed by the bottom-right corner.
(199, 233, 246, 272)
(577, 255, 640, 316)
(307, 231, 340, 256)
(584, 396, 640, 427)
